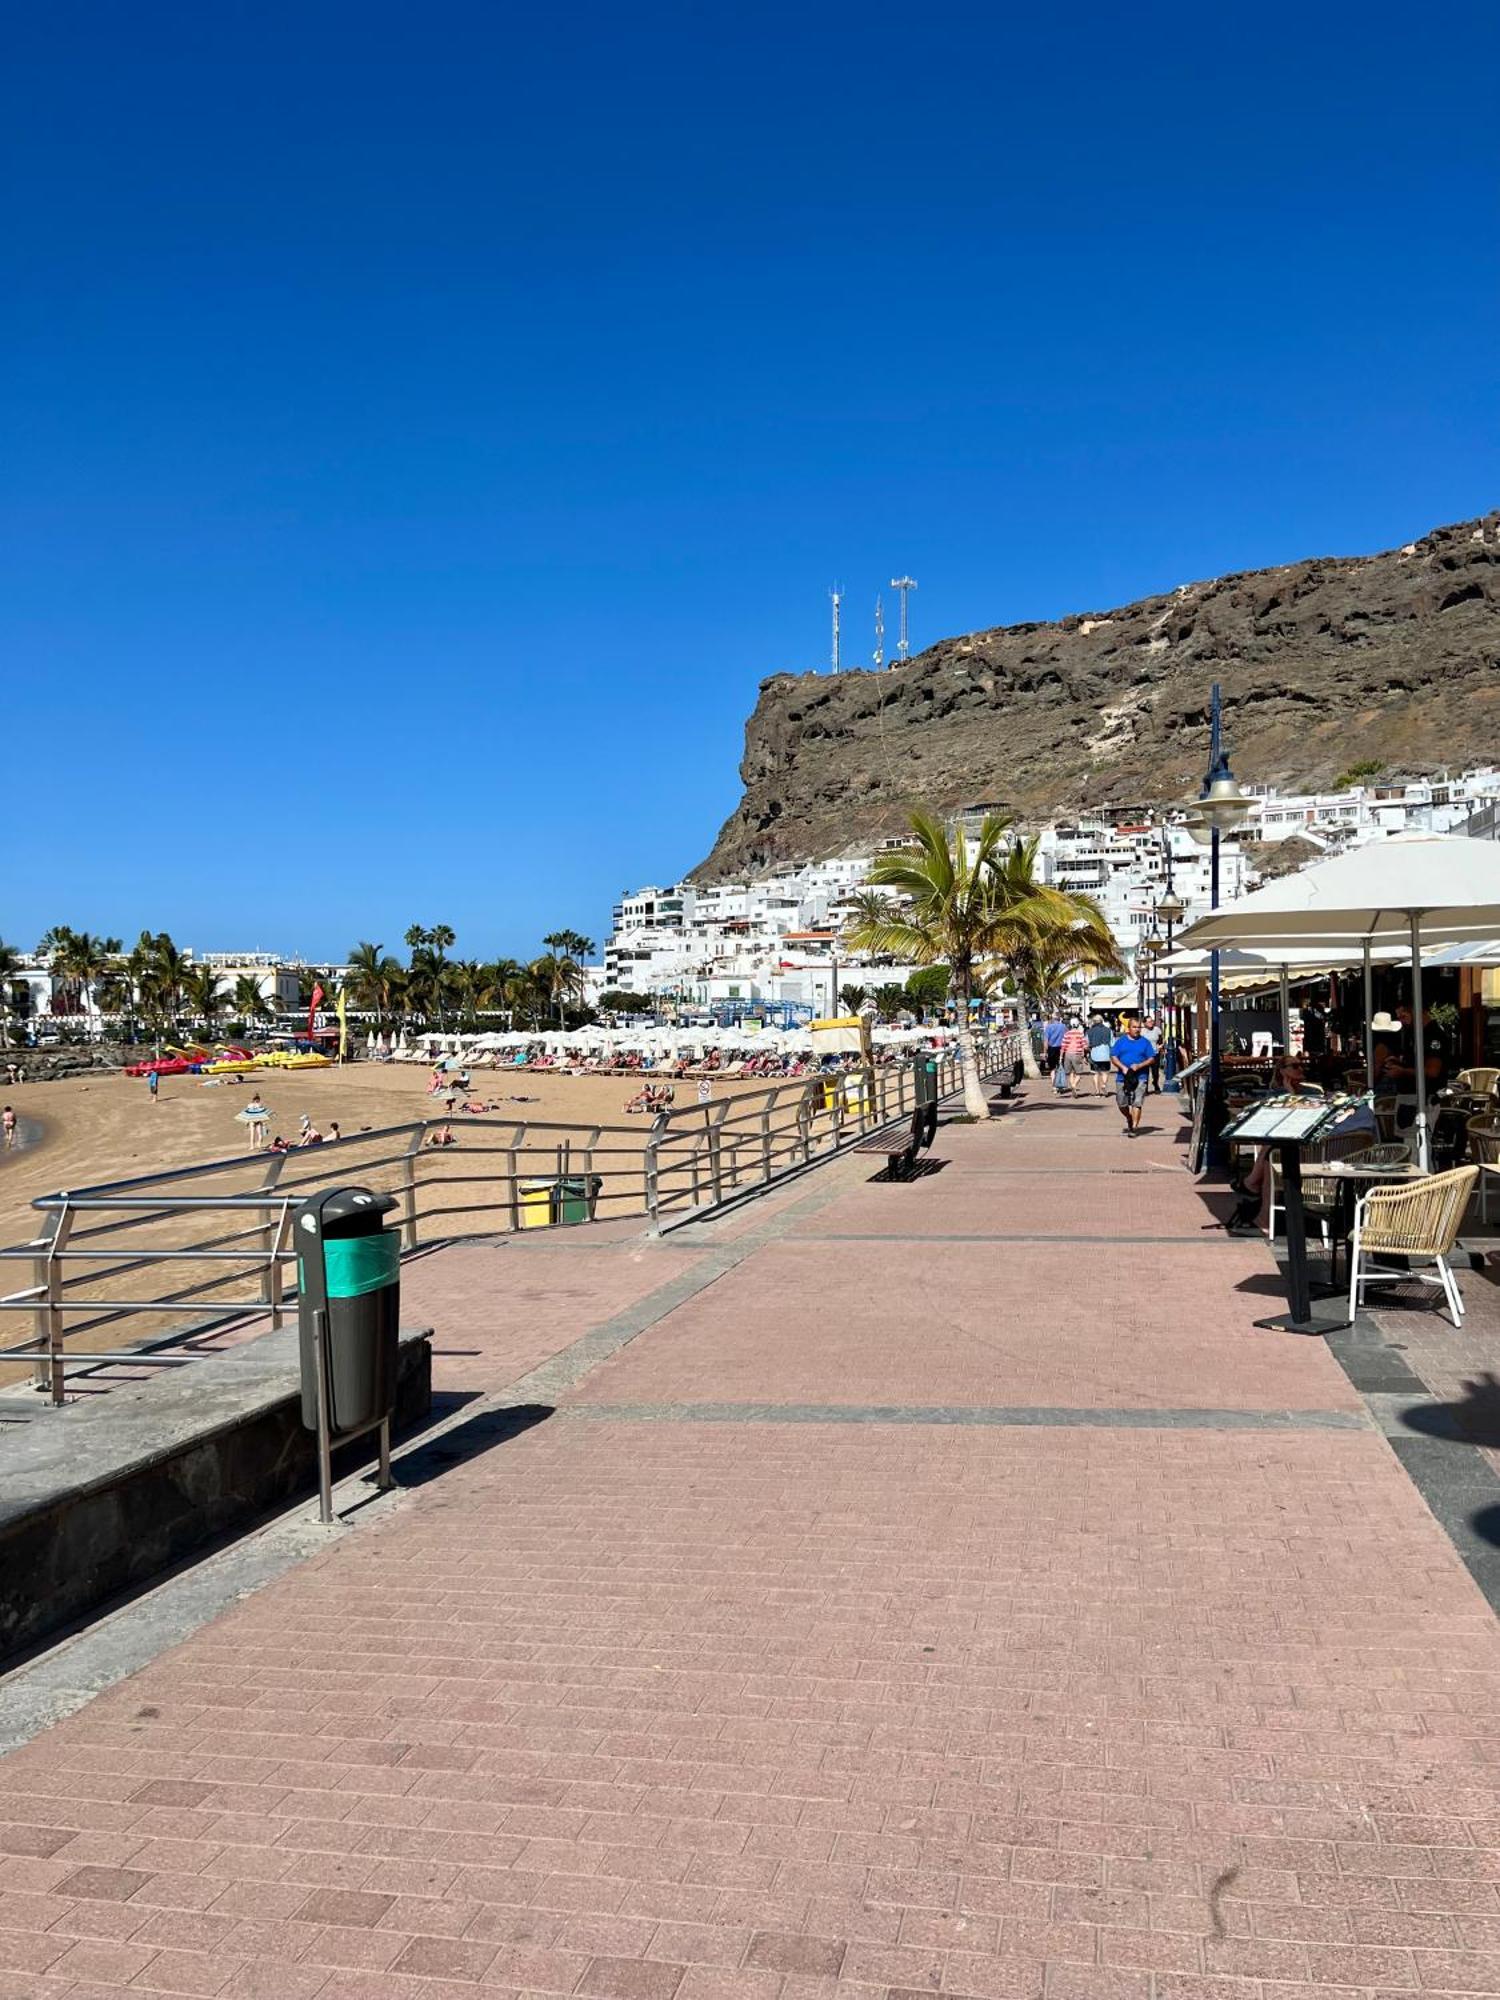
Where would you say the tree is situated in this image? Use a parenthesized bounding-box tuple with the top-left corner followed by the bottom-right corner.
(181, 965, 223, 1032)
(0, 938, 20, 1048)
(598, 989, 652, 1017)
(839, 983, 868, 1011)
(845, 811, 1032, 1117)
(544, 929, 596, 965)
(845, 810, 1118, 1117)
(904, 966, 951, 1016)
(232, 975, 271, 1024)
(989, 834, 1122, 1041)
(872, 982, 908, 1021)
(345, 942, 403, 1029)
(43, 928, 122, 1031)
(531, 948, 586, 1026)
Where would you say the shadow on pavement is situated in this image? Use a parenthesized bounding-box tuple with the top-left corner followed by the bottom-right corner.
(866, 1157, 948, 1185)
(1473, 1503, 1500, 1548)
(395, 1401, 554, 1487)
(1401, 1372, 1500, 1448)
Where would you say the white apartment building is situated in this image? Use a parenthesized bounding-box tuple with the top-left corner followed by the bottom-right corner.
(602, 765, 1500, 1008)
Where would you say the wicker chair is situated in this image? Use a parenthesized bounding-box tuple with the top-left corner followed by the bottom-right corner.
(1455, 1067, 1500, 1098)
(1372, 1095, 1400, 1144)
(1467, 1116, 1500, 1225)
(1267, 1128, 1371, 1242)
(1347, 1165, 1479, 1328)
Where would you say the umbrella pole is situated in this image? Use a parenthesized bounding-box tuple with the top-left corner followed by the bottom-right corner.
(1362, 940, 1374, 1088)
(1410, 913, 1429, 1172)
(1279, 965, 1291, 1060)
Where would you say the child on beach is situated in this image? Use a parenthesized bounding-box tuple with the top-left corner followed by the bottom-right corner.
(1, 1105, 15, 1150)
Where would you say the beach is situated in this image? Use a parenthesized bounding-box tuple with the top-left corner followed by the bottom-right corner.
(0, 1060, 780, 1248)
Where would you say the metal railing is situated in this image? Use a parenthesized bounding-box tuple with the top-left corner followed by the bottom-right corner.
(0, 1035, 1022, 1403)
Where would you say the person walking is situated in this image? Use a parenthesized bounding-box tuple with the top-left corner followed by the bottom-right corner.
(1111, 1013, 1155, 1135)
(1, 1105, 15, 1150)
(1043, 1011, 1068, 1091)
(1059, 1017, 1090, 1096)
(1086, 1014, 1112, 1096)
(148, 1068, 160, 1105)
(238, 1091, 270, 1150)
(1141, 1015, 1162, 1092)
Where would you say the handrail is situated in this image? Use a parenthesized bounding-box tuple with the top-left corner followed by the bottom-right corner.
(0, 1035, 1023, 1403)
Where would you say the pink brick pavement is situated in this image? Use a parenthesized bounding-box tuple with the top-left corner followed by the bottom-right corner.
(3, 1083, 1500, 2000)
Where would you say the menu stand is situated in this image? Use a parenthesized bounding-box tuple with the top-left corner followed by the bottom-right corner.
(1221, 1100, 1351, 1335)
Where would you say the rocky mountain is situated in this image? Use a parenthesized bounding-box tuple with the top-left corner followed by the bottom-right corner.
(696, 513, 1500, 880)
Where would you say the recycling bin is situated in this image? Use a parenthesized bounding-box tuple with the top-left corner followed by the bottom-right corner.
(913, 1054, 940, 1147)
(296, 1185, 401, 1436)
(518, 1174, 602, 1228)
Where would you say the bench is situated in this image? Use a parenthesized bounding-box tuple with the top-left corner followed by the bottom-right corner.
(887, 1101, 939, 1180)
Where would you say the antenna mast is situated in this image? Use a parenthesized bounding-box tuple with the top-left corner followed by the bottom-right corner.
(890, 575, 917, 659)
(830, 585, 843, 673)
(873, 595, 884, 670)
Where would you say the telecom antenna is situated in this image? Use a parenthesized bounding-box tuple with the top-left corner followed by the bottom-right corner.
(873, 595, 884, 670)
(830, 585, 843, 673)
(890, 576, 917, 658)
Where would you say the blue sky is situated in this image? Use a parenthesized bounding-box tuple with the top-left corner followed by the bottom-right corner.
(4, 2, 1496, 963)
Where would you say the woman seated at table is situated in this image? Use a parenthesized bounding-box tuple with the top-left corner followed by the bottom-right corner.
(1226, 1056, 1332, 1233)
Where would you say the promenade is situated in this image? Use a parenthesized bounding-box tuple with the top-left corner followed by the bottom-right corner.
(3, 1082, 1500, 2000)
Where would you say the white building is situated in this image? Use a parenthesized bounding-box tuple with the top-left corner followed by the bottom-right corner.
(596, 764, 1500, 1012)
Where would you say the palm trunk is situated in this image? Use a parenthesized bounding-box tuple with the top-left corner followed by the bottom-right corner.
(954, 969, 991, 1119)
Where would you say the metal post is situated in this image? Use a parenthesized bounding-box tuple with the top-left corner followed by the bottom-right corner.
(1362, 939, 1375, 1088)
(377, 1415, 393, 1492)
(401, 1128, 423, 1249)
(644, 1123, 662, 1233)
(312, 1306, 335, 1526)
(1279, 965, 1292, 1060)
(1409, 912, 1430, 1171)
(265, 1201, 292, 1328)
(33, 1204, 72, 1405)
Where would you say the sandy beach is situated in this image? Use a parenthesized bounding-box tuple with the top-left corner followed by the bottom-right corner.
(0, 1060, 777, 1248)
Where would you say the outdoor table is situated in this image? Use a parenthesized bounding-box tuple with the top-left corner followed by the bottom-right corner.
(1313, 1159, 1428, 1291)
(1220, 1099, 1364, 1333)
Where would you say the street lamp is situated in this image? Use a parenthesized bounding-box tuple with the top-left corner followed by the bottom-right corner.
(1154, 888, 1186, 1082)
(1180, 684, 1258, 1168)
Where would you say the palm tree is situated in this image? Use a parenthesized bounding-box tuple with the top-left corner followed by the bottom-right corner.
(989, 835, 1122, 1060)
(532, 949, 586, 1027)
(181, 965, 223, 1034)
(844, 810, 1119, 1117)
(345, 942, 403, 1029)
(43, 928, 121, 1032)
(846, 811, 1034, 1117)
(0, 938, 21, 1048)
(231, 975, 271, 1026)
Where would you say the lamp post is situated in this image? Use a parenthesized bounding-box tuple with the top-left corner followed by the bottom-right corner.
(1155, 865, 1187, 1084)
(1183, 684, 1257, 1168)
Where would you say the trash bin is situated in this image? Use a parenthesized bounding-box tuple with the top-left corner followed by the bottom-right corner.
(518, 1179, 555, 1229)
(296, 1186, 401, 1435)
(518, 1174, 601, 1227)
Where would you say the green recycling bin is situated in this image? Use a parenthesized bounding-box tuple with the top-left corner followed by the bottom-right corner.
(296, 1186, 401, 1435)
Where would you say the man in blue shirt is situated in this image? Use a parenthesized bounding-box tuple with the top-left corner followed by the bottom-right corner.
(1110, 1014, 1155, 1135)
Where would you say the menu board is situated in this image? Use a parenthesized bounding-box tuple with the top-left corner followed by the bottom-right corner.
(1223, 1101, 1337, 1144)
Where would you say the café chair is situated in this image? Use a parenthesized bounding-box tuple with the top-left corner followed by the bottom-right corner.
(1347, 1166, 1479, 1329)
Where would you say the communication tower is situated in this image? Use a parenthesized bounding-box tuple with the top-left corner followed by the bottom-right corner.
(890, 576, 917, 659)
(873, 595, 884, 670)
(830, 585, 843, 673)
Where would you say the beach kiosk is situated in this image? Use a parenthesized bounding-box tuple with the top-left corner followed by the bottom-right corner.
(810, 1014, 873, 1114)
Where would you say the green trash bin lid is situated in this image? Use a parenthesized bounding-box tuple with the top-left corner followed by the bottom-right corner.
(317, 1231, 401, 1299)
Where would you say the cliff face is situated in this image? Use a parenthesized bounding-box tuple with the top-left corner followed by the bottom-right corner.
(696, 514, 1500, 880)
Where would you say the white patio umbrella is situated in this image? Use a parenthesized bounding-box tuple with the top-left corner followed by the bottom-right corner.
(1178, 834, 1500, 1164)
